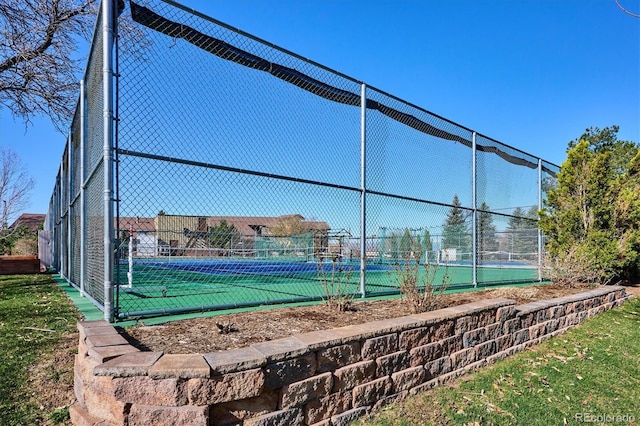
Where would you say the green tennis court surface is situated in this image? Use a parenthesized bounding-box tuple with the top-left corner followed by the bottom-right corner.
(114, 258, 538, 318)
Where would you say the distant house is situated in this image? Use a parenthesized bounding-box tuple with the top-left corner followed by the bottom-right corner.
(208, 214, 331, 258)
(120, 214, 332, 257)
(118, 216, 156, 234)
(208, 214, 330, 238)
(118, 217, 161, 257)
(136, 233, 160, 257)
(145, 214, 330, 256)
(10, 213, 46, 232)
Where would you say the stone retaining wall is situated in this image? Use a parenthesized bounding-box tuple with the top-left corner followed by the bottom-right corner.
(71, 286, 629, 426)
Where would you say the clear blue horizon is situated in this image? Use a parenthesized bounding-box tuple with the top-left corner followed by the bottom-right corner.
(1, 0, 638, 219)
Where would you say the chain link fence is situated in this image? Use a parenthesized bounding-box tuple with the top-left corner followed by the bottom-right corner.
(44, 0, 560, 322)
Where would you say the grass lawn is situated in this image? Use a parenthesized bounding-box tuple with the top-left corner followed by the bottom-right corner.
(356, 294, 640, 426)
(0, 274, 80, 426)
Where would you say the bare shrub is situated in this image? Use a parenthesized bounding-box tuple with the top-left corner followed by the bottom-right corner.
(543, 247, 613, 287)
(317, 255, 355, 312)
(393, 237, 450, 314)
(12, 238, 37, 256)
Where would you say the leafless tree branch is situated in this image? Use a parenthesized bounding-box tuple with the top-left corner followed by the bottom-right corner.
(0, 147, 35, 235)
(0, 0, 150, 132)
(0, 0, 98, 131)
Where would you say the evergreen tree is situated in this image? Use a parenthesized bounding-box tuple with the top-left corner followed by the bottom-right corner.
(400, 228, 412, 259)
(507, 206, 538, 255)
(568, 126, 638, 174)
(477, 202, 498, 260)
(422, 229, 433, 263)
(506, 207, 524, 254)
(521, 206, 540, 254)
(540, 127, 640, 283)
(612, 150, 640, 280)
(209, 220, 240, 249)
(442, 194, 470, 254)
(386, 232, 401, 264)
(413, 233, 423, 262)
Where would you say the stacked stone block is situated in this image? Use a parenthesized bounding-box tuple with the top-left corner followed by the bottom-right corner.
(71, 286, 629, 426)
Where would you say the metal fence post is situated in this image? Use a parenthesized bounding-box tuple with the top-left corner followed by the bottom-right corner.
(59, 159, 66, 279)
(360, 82, 367, 297)
(102, 0, 115, 322)
(471, 131, 477, 287)
(80, 79, 86, 296)
(537, 158, 543, 281)
(67, 133, 72, 282)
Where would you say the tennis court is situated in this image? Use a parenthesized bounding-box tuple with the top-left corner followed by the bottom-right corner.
(114, 257, 538, 318)
(43, 0, 560, 322)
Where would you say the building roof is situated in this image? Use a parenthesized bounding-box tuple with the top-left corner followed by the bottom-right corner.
(119, 217, 156, 233)
(209, 216, 279, 235)
(209, 215, 330, 235)
(144, 214, 331, 235)
(10, 213, 45, 232)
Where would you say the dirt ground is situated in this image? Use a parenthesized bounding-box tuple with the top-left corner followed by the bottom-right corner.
(122, 283, 638, 354)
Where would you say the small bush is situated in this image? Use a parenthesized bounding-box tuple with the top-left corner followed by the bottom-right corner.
(393, 236, 450, 314)
(12, 238, 38, 256)
(317, 255, 354, 312)
(543, 242, 615, 287)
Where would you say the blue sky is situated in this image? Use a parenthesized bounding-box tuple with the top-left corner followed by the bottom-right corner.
(1, 0, 638, 218)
